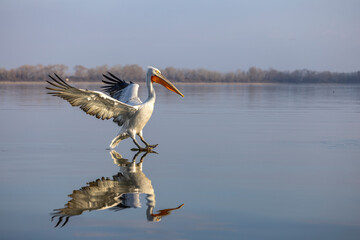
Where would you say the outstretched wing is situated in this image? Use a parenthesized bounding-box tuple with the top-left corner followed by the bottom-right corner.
(46, 74, 138, 121)
(102, 72, 142, 106)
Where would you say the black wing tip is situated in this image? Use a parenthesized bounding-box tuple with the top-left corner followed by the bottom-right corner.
(102, 72, 123, 82)
(102, 72, 135, 85)
(101, 72, 134, 97)
(47, 73, 72, 87)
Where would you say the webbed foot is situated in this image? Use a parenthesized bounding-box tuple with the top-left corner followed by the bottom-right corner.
(131, 146, 158, 153)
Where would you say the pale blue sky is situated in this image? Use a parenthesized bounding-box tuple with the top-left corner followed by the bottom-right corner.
(1, 0, 359, 72)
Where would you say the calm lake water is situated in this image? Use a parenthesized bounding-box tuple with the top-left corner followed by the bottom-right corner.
(0, 83, 360, 239)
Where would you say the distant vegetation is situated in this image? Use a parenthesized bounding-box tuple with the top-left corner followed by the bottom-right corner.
(0, 64, 359, 83)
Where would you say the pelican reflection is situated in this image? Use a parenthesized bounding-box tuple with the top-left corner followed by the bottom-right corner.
(51, 151, 184, 227)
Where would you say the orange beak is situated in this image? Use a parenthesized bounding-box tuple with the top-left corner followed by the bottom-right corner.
(151, 74, 184, 97)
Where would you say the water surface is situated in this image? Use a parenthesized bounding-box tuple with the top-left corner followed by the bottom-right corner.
(0, 83, 360, 239)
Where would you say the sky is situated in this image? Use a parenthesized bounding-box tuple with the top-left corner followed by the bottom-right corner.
(0, 0, 359, 72)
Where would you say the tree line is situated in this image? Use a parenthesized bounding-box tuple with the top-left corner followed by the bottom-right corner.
(0, 64, 359, 83)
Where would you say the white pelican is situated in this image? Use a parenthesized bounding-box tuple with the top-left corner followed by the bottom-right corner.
(47, 66, 184, 151)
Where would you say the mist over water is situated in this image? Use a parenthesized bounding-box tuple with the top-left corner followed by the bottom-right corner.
(1, 83, 360, 239)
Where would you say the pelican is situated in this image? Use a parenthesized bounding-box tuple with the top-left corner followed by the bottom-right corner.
(47, 66, 184, 151)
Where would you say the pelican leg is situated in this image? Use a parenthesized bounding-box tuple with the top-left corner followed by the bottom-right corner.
(130, 131, 157, 152)
(139, 133, 158, 149)
(129, 135, 157, 153)
(132, 139, 143, 149)
(131, 138, 156, 152)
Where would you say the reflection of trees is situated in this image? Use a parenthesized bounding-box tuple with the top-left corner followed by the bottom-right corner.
(51, 151, 184, 227)
(1, 64, 359, 83)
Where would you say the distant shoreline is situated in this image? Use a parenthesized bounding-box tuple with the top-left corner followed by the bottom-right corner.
(0, 81, 351, 85)
(0, 81, 275, 86)
(1, 64, 359, 84)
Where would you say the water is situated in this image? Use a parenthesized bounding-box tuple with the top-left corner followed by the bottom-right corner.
(0, 83, 360, 239)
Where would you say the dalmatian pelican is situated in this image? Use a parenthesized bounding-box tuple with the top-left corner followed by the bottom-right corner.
(47, 66, 184, 151)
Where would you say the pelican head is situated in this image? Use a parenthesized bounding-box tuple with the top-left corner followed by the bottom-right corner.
(147, 66, 184, 97)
